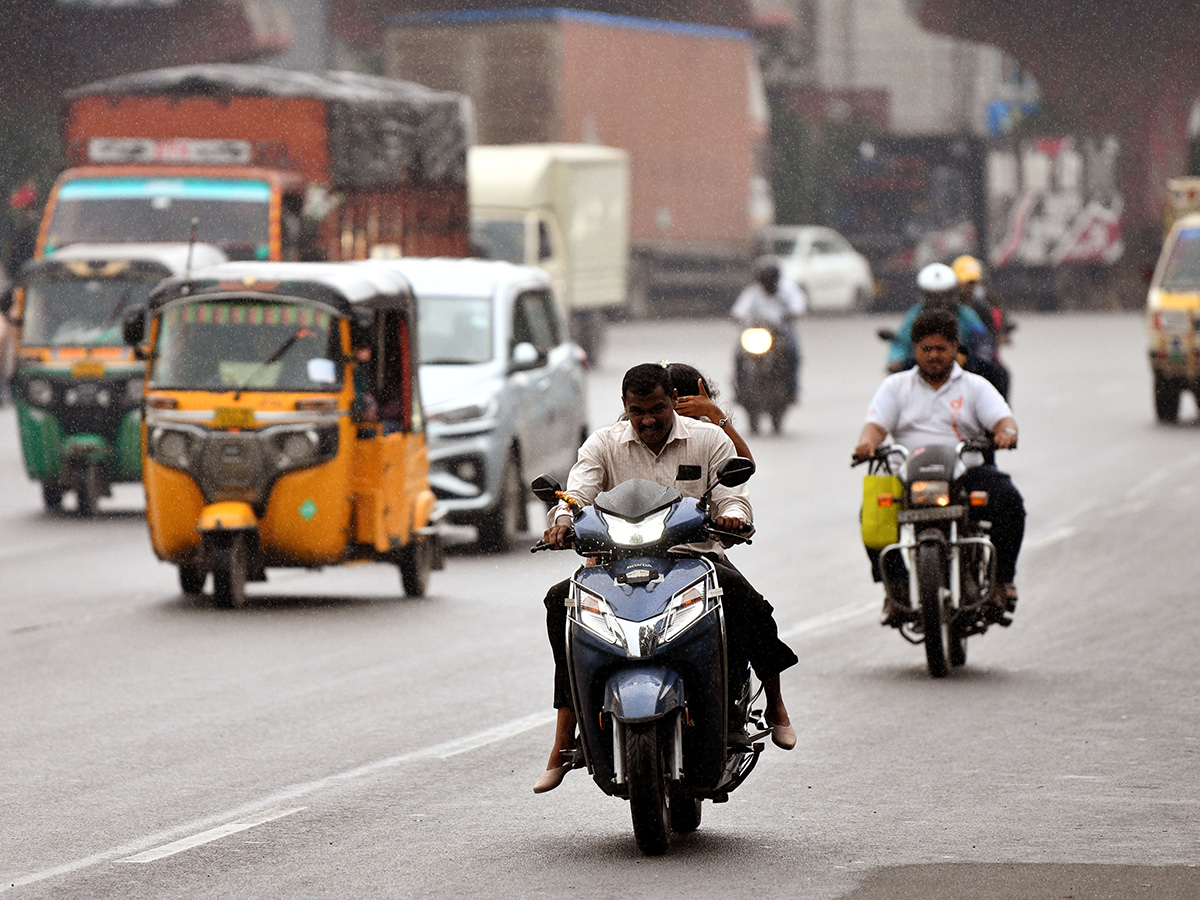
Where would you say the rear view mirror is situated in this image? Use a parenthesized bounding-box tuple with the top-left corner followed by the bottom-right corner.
(122, 306, 147, 352)
(531, 473, 562, 504)
(876, 328, 897, 342)
(510, 341, 541, 372)
(0, 288, 12, 317)
(715, 457, 755, 487)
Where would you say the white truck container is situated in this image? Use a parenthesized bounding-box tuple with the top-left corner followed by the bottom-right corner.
(468, 144, 629, 360)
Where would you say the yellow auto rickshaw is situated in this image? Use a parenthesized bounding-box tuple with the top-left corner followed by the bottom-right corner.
(122, 260, 442, 606)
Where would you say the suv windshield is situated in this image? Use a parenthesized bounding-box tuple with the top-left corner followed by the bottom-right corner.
(149, 300, 341, 391)
(418, 296, 493, 365)
(47, 177, 272, 260)
(1160, 228, 1200, 292)
(23, 276, 156, 347)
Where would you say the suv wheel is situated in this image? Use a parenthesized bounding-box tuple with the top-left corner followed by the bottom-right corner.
(477, 454, 525, 553)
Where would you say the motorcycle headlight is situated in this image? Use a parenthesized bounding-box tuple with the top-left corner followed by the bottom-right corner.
(574, 587, 625, 648)
(740, 327, 773, 355)
(604, 507, 670, 547)
(25, 379, 53, 407)
(910, 480, 951, 507)
(661, 580, 709, 642)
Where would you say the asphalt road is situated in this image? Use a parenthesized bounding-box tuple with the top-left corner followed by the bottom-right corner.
(2, 312, 1198, 899)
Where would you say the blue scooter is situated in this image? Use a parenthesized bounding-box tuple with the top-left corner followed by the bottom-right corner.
(531, 458, 769, 855)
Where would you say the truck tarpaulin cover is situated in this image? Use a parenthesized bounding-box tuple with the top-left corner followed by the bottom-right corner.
(65, 65, 474, 189)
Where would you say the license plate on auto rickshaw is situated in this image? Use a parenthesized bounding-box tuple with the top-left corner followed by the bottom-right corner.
(213, 407, 255, 429)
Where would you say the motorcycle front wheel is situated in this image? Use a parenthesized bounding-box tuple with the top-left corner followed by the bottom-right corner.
(917, 542, 951, 678)
(626, 721, 670, 855)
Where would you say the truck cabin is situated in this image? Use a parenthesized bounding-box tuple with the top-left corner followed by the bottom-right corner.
(39, 166, 315, 263)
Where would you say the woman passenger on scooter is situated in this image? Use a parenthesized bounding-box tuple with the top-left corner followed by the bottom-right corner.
(667, 363, 754, 462)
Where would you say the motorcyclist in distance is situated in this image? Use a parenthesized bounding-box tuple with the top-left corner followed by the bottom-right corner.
(886, 263, 992, 375)
(731, 257, 805, 403)
(952, 254, 1014, 399)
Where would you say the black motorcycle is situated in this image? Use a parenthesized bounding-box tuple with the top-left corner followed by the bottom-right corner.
(735, 324, 795, 434)
(854, 438, 1009, 678)
(531, 459, 768, 855)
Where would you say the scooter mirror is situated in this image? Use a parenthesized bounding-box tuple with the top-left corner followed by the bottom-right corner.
(715, 457, 755, 488)
(531, 473, 563, 504)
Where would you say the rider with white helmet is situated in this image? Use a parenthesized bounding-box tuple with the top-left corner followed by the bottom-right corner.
(886, 262, 992, 373)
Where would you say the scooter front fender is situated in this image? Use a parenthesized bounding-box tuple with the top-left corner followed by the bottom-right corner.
(603, 667, 685, 725)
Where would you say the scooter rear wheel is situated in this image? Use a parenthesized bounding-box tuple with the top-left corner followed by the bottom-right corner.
(917, 542, 951, 678)
(669, 790, 702, 833)
(626, 722, 669, 855)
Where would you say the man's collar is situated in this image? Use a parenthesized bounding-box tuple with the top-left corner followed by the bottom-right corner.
(914, 361, 963, 390)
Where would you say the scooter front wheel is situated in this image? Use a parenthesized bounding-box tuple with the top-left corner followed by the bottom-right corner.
(626, 721, 669, 855)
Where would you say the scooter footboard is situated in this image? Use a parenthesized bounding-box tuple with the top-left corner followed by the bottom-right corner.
(603, 667, 685, 724)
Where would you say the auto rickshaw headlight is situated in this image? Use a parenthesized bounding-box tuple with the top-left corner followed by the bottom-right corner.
(95, 388, 112, 408)
(64, 387, 79, 406)
(125, 378, 144, 405)
(280, 431, 317, 466)
(152, 428, 193, 470)
(25, 379, 53, 407)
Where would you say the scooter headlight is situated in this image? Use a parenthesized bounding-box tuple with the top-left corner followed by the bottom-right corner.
(604, 508, 670, 547)
(661, 580, 710, 642)
(573, 586, 625, 648)
(740, 327, 773, 355)
(910, 480, 951, 507)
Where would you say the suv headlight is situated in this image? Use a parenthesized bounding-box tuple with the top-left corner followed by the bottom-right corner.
(427, 396, 500, 425)
(661, 580, 710, 642)
(604, 507, 670, 547)
(910, 480, 951, 507)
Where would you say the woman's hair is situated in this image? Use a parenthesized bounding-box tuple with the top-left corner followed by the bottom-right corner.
(666, 362, 720, 401)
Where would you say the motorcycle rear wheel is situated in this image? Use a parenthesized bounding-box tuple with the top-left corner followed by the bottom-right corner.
(669, 789, 702, 833)
(917, 543, 951, 678)
(626, 722, 670, 855)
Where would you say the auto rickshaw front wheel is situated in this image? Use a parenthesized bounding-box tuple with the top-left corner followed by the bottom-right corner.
(399, 535, 433, 597)
(179, 563, 207, 596)
(210, 533, 249, 609)
(42, 484, 64, 512)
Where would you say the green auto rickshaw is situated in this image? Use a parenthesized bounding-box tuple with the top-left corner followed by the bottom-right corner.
(3, 243, 226, 514)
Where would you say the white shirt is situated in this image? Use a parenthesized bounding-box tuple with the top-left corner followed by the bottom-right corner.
(730, 282, 807, 326)
(549, 413, 752, 556)
(866, 363, 1011, 458)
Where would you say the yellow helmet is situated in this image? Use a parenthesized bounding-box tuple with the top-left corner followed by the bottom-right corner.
(952, 255, 983, 284)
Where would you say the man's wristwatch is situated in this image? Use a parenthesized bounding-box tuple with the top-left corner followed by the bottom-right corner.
(717, 416, 730, 428)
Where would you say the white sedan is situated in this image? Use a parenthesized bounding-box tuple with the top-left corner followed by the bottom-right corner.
(758, 225, 875, 311)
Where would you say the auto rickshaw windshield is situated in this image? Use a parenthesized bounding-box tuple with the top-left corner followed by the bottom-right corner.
(23, 276, 157, 347)
(1160, 227, 1200, 291)
(149, 299, 342, 392)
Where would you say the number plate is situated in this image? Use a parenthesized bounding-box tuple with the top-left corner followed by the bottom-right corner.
(213, 407, 255, 429)
(70, 360, 106, 378)
(897, 504, 965, 523)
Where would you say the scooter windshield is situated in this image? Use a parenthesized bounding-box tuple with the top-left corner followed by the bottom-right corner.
(149, 300, 341, 392)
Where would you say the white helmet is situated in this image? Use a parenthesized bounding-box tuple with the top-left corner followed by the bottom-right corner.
(916, 262, 958, 294)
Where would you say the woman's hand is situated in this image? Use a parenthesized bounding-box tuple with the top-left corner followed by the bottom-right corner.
(675, 379, 724, 423)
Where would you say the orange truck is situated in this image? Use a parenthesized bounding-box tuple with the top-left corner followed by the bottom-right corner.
(39, 66, 472, 262)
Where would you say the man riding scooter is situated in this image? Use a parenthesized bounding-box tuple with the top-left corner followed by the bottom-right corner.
(533, 363, 799, 793)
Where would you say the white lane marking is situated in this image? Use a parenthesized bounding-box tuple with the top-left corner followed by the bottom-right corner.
(781, 600, 876, 639)
(1024, 525, 1078, 551)
(118, 807, 306, 864)
(1, 711, 556, 892)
